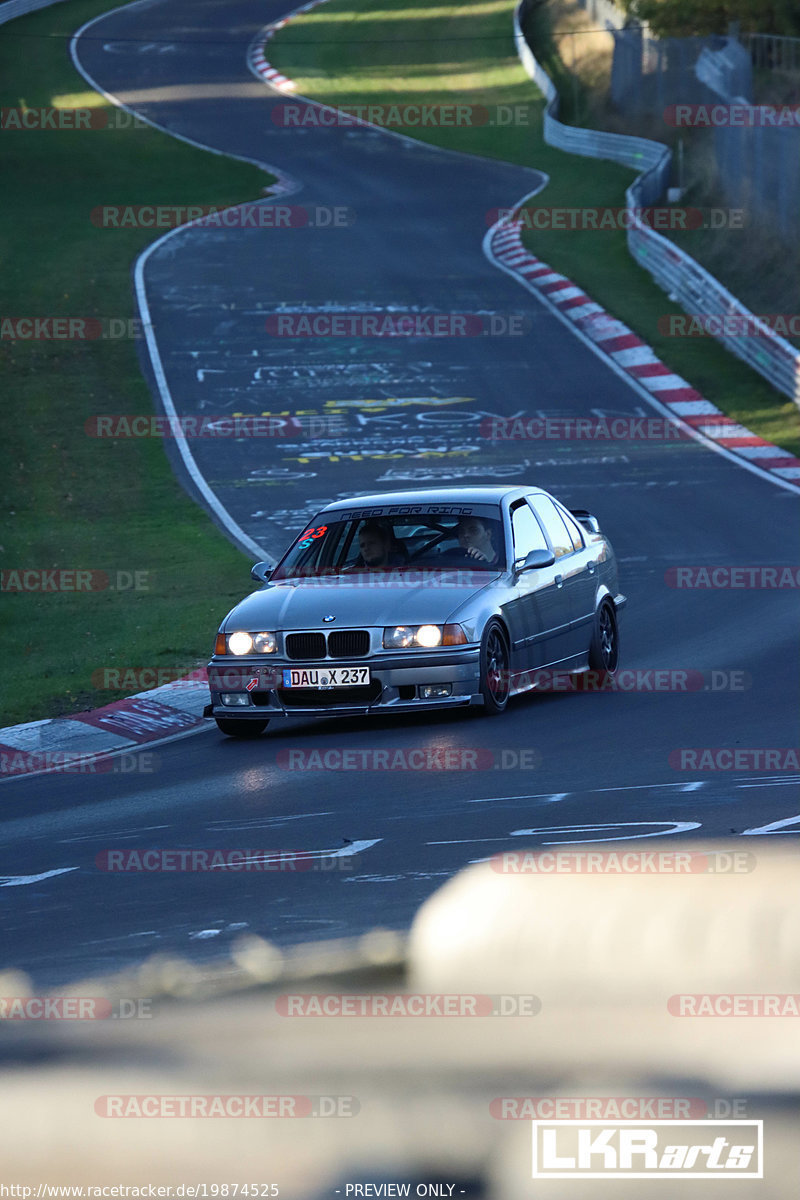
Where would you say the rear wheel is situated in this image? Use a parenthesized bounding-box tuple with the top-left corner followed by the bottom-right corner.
(588, 601, 619, 674)
(478, 620, 510, 715)
(215, 718, 269, 738)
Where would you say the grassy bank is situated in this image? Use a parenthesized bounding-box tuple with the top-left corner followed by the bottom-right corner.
(268, 0, 800, 457)
(0, 0, 273, 726)
(539, 0, 800, 335)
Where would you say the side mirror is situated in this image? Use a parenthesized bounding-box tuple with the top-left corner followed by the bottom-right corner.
(516, 548, 556, 572)
(250, 561, 273, 584)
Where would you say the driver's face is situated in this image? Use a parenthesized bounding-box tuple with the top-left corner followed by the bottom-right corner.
(458, 518, 492, 552)
(358, 530, 388, 565)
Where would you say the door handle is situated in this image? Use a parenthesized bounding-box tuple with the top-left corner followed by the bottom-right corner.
(555, 574, 564, 588)
(587, 560, 596, 574)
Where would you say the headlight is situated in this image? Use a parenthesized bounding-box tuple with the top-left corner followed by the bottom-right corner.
(252, 632, 277, 654)
(223, 631, 276, 656)
(382, 624, 467, 649)
(383, 625, 415, 649)
(227, 631, 253, 656)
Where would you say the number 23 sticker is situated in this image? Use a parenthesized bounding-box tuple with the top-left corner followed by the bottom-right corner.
(296, 524, 327, 549)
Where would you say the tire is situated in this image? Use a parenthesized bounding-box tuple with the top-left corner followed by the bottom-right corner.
(215, 718, 269, 738)
(478, 620, 511, 715)
(588, 600, 619, 675)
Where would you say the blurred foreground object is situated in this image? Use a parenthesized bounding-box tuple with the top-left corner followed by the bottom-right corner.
(0, 842, 797, 1196)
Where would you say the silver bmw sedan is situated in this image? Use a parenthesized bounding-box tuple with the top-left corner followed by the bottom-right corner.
(206, 486, 626, 737)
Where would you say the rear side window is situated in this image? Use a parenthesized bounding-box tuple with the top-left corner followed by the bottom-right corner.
(554, 503, 584, 552)
(530, 497, 575, 558)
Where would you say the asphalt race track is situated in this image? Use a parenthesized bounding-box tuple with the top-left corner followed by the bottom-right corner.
(1, 0, 798, 989)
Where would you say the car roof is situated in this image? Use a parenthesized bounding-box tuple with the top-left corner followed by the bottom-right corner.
(320, 486, 545, 512)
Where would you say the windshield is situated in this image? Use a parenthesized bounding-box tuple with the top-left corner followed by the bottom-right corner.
(271, 509, 507, 581)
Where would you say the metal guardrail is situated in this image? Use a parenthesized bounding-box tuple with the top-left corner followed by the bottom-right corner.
(573, 0, 628, 32)
(745, 31, 800, 73)
(0, 0, 70, 24)
(514, 0, 800, 409)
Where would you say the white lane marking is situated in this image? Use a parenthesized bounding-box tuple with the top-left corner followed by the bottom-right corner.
(82, 931, 160, 946)
(467, 781, 707, 804)
(70, 6, 292, 564)
(0, 868, 79, 887)
(59, 825, 172, 844)
(740, 814, 800, 835)
(430, 821, 701, 847)
(343, 871, 452, 883)
(209, 838, 382, 868)
(508, 821, 702, 843)
(205, 812, 334, 830)
(467, 792, 568, 804)
(737, 777, 800, 789)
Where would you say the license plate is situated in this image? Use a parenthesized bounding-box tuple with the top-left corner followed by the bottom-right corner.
(282, 666, 371, 689)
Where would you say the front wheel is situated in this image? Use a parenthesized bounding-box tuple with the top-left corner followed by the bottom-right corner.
(215, 718, 269, 738)
(478, 620, 510, 715)
(588, 600, 619, 674)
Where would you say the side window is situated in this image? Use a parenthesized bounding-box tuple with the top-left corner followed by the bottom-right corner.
(554, 504, 585, 552)
(511, 502, 548, 559)
(531, 497, 573, 558)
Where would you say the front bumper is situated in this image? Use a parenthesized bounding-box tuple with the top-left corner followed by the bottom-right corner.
(205, 647, 482, 719)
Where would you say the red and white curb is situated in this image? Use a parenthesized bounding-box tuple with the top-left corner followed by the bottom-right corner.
(487, 219, 800, 491)
(248, 1, 328, 92)
(0, 673, 210, 780)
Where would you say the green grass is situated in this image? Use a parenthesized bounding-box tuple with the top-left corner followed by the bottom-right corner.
(269, 0, 800, 457)
(0, 0, 275, 726)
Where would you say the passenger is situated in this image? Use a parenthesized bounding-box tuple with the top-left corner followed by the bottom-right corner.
(356, 522, 407, 568)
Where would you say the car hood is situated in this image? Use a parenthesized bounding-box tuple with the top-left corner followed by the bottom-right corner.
(221, 573, 503, 631)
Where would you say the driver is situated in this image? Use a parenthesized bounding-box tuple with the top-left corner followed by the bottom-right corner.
(356, 522, 407, 568)
(457, 516, 500, 565)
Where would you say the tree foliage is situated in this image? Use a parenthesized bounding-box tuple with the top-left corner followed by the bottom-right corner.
(622, 0, 800, 37)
